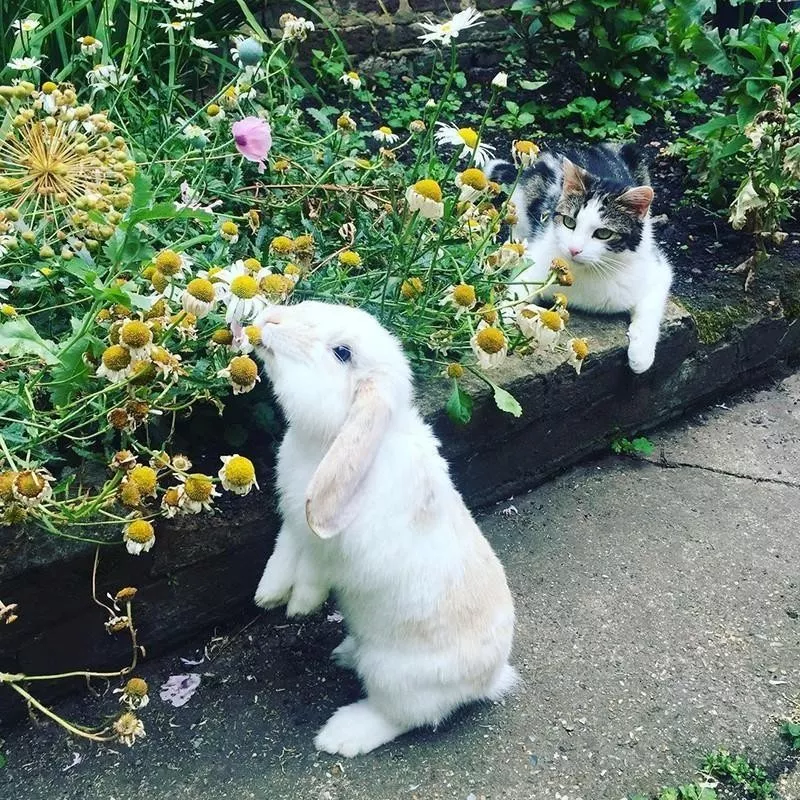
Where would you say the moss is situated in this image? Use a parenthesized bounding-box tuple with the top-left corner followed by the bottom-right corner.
(780, 266, 800, 320)
(690, 305, 749, 345)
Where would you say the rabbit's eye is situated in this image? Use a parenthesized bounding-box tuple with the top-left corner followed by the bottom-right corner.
(332, 345, 352, 364)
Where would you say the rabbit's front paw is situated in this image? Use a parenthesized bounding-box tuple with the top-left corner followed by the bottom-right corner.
(286, 581, 329, 617)
(314, 701, 405, 757)
(254, 560, 294, 610)
(331, 635, 358, 669)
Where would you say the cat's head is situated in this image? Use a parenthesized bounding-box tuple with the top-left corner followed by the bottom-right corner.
(552, 158, 653, 267)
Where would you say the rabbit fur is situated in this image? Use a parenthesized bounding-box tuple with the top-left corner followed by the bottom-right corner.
(251, 300, 517, 757)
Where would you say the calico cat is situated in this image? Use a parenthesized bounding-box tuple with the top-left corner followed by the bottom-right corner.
(487, 144, 672, 374)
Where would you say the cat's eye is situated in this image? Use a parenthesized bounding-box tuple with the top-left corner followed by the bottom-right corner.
(593, 228, 614, 240)
(332, 345, 352, 364)
(560, 215, 576, 230)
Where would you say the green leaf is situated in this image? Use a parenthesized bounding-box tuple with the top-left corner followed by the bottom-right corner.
(625, 108, 652, 125)
(127, 202, 213, 227)
(688, 114, 737, 139)
(549, 11, 576, 29)
(690, 29, 735, 76)
(0, 751, 5, 768)
(492, 384, 522, 417)
(519, 79, 547, 91)
(0, 318, 59, 365)
(445, 382, 473, 425)
(631, 437, 655, 456)
(626, 33, 659, 52)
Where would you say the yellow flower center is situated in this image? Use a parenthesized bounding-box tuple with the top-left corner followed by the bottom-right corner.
(14, 471, 46, 498)
(479, 304, 498, 324)
(244, 325, 262, 345)
(129, 466, 157, 495)
(539, 310, 563, 332)
(271, 235, 294, 254)
(154, 249, 182, 276)
(514, 140, 539, 155)
(163, 486, 181, 507)
(446, 363, 464, 379)
(223, 455, 256, 486)
(293, 234, 313, 252)
(338, 250, 362, 268)
(476, 327, 506, 354)
(102, 344, 132, 370)
(571, 338, 589, 359)
(221, 221, 239, 236)
(41, 81, 57, 94)
(230, 275, 259, 299)
(243, 257, 261, 271)
(553, 293, 568, 308)
(459, 168, 488, 190)
(125, 519, 154, 543)
(285, 263, 301, 277)
(551, 257, 569, 270)
(1, 304, 17, 317)
(82, 36, 97, 45)
(207, 104, 221, 116)
(211, 329, 233, 345)
(119, 320, 151, 348)
(347, 71, 359, 80)
(458, 127, 479, 148)
(378, 126, 393, 135)
(125, 677, 148, 697)
(273, 158, 290, 171)
(0, 471, 17, 501)
(401, 277, 424, 299)
(504, 242, 526, 256)
(120, 481, 141, 507)
(187, 278, 215, 302)
(229, 356, 258, 385)
(412, 179, 442, 202)
(184, 474, 213, 502)
(452, 283, 476, 307)
(260, 274, 292, 295)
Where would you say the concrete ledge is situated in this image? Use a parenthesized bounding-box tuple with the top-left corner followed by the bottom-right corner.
(1, 301, 799, 723)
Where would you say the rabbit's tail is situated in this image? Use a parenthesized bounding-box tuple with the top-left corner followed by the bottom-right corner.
(486, 663, 520, 701)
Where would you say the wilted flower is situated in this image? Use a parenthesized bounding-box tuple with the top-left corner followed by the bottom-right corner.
(440, 283, 477, 316)
(405, 179, 444, 220)
(512, 140, 540, 168)
(232, 116, 272, 173)
(218, 455, 259, 495)
(115, 677, 150, 710)
(567, 338, 589, 374)
(12, 469, 54, 508)
(182, 278, 217, 318)
(729, 178, 768, 230)
(340, 71, 362, 90)
(280, 13, 315, 41)
(177, 473, 220, 513)
(219, 220, 240, 243)
(455, 168, 489, 202)
(418, 7, 484, 46)
(118, 320, 153, 361)
(79, 35, 103, 55)
(435, 123, 495, 166)
(114, 712, 145, 746)
(96, 345, 133, 383)
(401, 277, 424, 299)
(372, 126, 399, 144)
(337, 112, 357, 133)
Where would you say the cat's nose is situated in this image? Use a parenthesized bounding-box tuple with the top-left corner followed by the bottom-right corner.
(569, 246, 582, 256)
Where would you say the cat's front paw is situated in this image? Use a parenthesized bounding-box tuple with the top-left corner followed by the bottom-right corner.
(627, 338, 655, 374)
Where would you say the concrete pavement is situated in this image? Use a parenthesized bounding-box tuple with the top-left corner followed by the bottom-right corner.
(1, 374, 798, 800)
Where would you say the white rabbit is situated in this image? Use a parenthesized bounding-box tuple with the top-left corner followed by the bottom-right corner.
(251, 300, 517, 757)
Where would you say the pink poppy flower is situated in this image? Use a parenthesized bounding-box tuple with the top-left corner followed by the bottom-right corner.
(232, 116, 272, 173)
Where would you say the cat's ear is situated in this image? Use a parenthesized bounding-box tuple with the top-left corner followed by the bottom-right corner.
(562, 158, 588, 196)
(617, 186, 654, 219)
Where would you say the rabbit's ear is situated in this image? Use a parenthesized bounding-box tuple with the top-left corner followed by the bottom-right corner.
(305, 377, 390, 539)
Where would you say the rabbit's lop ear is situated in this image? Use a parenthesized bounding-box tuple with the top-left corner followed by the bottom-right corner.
(305, 377, 390, 539)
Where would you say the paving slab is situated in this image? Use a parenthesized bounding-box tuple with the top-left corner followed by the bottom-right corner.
(0, 375, 798, 800)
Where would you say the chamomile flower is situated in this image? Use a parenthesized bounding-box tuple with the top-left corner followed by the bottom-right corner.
(123, 519, 155, 556)
(340, 71, 362, 90)
(567, 338, 589, 374)
(181, 278, 217, 318)
(405, 179, 444, 220)
(11, 18, 40, 34)
(115, 678, 150, 710)
(336, 112, 357, 133)
(372, 126, 399, 144)
(11, 469, 54, 508)
(191, 36, 216, 49)
(470, 322, 507, 370)
(440, 283, 477, 316)
(153, 248, 192, 278)
(218, 455, 259, 495)
(512, 139, 540, 168)
(418, 7, 484, 46)
(280, 13, 315, 41)
(434, 123, 495, 166)
(97, 345, 133, 382)
(177, 118, 210, 148)
(79, 35, 103, 55)
(118, 320, 154, 361)
(7, 57, 42, 71)
(455, 168, 489, 202)
(218, 355, 260, 394)
(214, 262, 268, 323)
(158, 20, 188, 32)
(114, 712, 145, 746)
(219, 220, 240, 243)
(177, 473, 220, 513)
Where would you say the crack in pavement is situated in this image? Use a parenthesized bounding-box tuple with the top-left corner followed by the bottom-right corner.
(640, 453, 800, 489)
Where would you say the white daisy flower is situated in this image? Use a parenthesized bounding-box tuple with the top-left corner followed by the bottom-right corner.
(567, 338, 589, 374)
(434, 122, 495, 166)
(79, 35, 103, 55)
(470, 321, 507, 370)
(176, 118, 210, 147)
(11, 18, 40, 34)
(405, 179, 444, 220)
(372, 125, 399, 144)
(218, 455, 259, 495)
(213, 261, 268, 323)
(340, 71, 362, 90)
(190, 36, 216, 49)
(7, 57, 42, 71)
(181, 277, 217, 319)
(418, 7, 484, 46)
(158, 20, 188, 32)
(123, 520, 155, 556)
